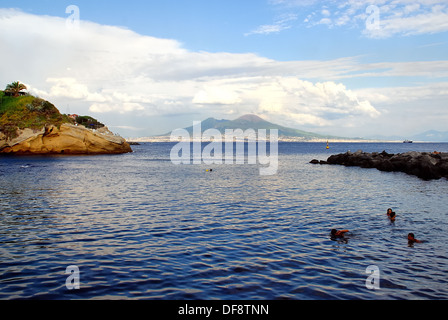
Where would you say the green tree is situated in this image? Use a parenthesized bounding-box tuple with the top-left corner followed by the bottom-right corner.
(5, 81, 27, 97)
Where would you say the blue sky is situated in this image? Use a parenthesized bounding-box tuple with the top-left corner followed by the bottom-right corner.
(17, 0, 447, 62)
(1, 1, 448, 139)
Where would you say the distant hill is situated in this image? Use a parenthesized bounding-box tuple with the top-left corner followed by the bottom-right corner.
(163, 114, 360, 141)
(411, 130, 448, 142)
(367, 130, 448, 143)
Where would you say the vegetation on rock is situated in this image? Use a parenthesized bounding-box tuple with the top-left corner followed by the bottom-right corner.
(4, 81, 27, 97)
(1, 84, 104, 140)
(74, 115, 105, 130)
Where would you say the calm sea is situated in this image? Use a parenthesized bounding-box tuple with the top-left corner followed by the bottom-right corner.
(1, 142, 448, 300)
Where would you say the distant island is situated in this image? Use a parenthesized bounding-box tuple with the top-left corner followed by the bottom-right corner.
(0, 82, 132, 155)
(132, 114, 368, 142)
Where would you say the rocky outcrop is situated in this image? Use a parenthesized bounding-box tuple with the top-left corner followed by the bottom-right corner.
(0, 124, 132, 155)
(311, 150, 448, 180)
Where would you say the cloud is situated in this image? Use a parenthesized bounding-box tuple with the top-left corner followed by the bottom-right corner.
(364, 3, 448, 38)
(0, 8, 445, 137)
(321, 8, 331, 17)
(45, 78, 102, 101)
(287, 0, 448, 38)
(352, 82, 448, 136)
(356, 82, 448, 104)
(89, 102, 145, 114)
(268, 0, 319, 7)
(192, 84, 242, 105)
(245, 13, 298, 36)
(0, 9, 380, 120)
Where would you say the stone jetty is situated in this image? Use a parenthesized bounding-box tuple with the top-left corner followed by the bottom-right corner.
(311, 150, 448, 180)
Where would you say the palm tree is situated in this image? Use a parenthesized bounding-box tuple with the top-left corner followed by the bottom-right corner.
(5, 81, 27, 97)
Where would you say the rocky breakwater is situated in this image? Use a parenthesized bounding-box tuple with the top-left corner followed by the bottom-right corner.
(311, 150, 448, 180)
(0, 124, 132, 155)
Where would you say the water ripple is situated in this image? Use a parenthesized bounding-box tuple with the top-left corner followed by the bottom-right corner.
(1, 143, 448, 300)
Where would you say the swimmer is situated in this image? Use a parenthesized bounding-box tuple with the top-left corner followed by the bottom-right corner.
(331, 229, 349, 238)
(389, 212, 396, 221)
(408, 233, 422, 244)
(387, 208, 396, 222)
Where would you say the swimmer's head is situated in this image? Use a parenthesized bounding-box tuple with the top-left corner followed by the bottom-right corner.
(331, 229, 337, 236)
(387, 208, 393, 214)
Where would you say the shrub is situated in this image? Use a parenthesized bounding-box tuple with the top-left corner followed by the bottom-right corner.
(75, 116, 105, 130)
(26, 98, 58, 114)
(1, 96, 71, 140)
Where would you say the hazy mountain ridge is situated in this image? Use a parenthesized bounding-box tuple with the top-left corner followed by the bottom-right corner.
(148, 114, 364, 142)
(130, 114, 447, 143)
(367, 130, 448, 143)
(411, 130, 448, 142)
(178, 114, 356, 140)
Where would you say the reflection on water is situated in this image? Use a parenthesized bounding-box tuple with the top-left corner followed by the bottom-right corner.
(1, 142, 448, 300)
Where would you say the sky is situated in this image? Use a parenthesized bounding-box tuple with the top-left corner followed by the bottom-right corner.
(1, 0, 447, 139)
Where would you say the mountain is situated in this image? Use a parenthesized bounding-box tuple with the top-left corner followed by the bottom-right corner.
(165, 114, 360, 141)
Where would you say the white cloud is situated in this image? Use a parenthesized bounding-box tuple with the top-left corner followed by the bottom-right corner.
(356, 82, 448, 104)
(245, 13, 298, 36)
(317, 18, 332, 25)
(293, 0, 448, 38)
(352, 82, 448, 136)
(46, 78, 94, 100)
(192, 84, 242, 105)
(89, 102, 145, 114)
(245, 23, 290, 35)
(322, 9, 331, 17)
(364, 4, 448, 38)
(0, 8, 446, 137)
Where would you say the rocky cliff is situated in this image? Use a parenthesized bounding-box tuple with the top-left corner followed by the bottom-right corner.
(311, 150, 448, 180)
(0, 124, 132, 155)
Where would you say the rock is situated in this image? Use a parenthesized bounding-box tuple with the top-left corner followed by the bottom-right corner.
(310, 159, 329, 165)
(0, 124, 132, 155)
(317, 151, 448, 180)
(377, 159, 394, 172)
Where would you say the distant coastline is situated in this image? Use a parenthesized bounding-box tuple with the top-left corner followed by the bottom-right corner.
(124, 114, 447, 143)
(126, 135, 440, 143)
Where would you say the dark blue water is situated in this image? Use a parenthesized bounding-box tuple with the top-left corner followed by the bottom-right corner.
(1, 142, 448, 300)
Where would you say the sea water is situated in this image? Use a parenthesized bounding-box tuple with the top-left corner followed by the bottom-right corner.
(1, 142, 448, 300)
